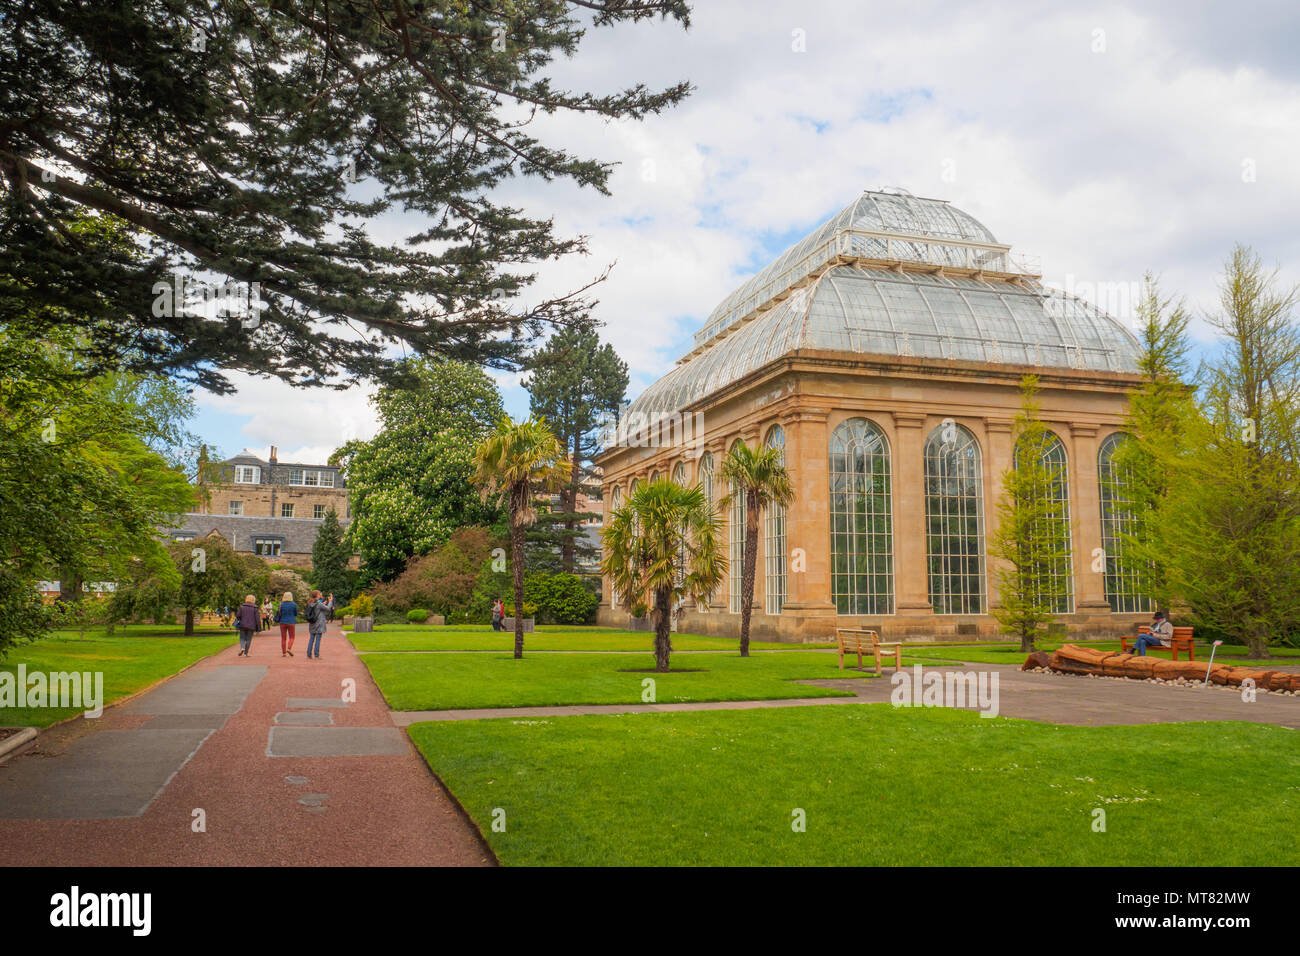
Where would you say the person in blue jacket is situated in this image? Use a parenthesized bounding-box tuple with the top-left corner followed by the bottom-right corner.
(275, 591, 299, 658)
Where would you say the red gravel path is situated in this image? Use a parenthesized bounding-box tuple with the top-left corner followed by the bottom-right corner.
(0, 624, 493, 866)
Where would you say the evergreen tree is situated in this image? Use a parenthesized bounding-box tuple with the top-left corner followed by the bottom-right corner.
(310, 508, 353, 603)
(0, 1, 691, 393)
(1112, 274, 1195, 611)
(989, 376, 1073, 652)
(523, 323, 629, 574)
(1148, 246, 1300, 657)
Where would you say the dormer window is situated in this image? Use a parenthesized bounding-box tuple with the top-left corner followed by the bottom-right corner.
(234, 465, 261, 484)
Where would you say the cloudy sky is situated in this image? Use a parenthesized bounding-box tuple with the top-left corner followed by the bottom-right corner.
(194, 0, 1300, 465)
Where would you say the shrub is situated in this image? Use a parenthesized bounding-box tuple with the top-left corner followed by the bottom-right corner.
(526, 572, 599, 625)
(351, 594, 375, 618)
(370, 526, 496, 617)
(631, 601, 648, 619)
(407, 608, 430, 623)
(504, 601, 539, 619)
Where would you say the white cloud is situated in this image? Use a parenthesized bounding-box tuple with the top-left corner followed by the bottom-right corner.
(197, 0, 1300, 447)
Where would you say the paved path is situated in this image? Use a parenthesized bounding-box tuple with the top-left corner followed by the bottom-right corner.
(390, 662, 1300, 728)
(0, 624, 492, 866)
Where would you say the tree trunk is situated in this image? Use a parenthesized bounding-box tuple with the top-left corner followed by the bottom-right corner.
(184, 608, 195, 636)
(739, 496, 760, 657)
(560, 481, 576, 576)
(654, 586, 672, 672)
(510, 492, 527, 660)
(1030, 643, 1300, 691)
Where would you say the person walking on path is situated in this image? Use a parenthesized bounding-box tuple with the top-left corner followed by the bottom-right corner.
(305, 590, 329, 660)
(235, 595, 259, 656)
(260, 597, 273, 631)
(491, 597, 504, 632)
(275, 591, 298, 658)
(325, 593, 336, 622)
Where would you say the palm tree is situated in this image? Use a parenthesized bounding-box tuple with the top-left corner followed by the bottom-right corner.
(473, 417, 570, 659)
(719, 441, 795, 657)
(601, 478, 726, 672)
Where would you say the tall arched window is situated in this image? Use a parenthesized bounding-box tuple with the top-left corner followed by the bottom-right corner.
(650, 471, 661, 483)
(728, 441, 746, 614)
(1098, 433, 1154, 613)
(671, 462, 688, 588)
(830, 418, 894, 614)
(671, 462, 686, 485)
(764, 426, 787, 615)
(609, 486, 623, 608)
(696, 453, 714, 611)
(924, 422, 985, 613)
(1015, 431, 1074, 613)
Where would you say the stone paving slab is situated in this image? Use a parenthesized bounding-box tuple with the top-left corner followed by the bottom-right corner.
(274, 710, 333, 725)
(265, 726, 408, 757)
(284, 697, 348, 709)
(141, 714, 230, 731)
(0, 729, 213, 818)
(119, 665, 266, 715)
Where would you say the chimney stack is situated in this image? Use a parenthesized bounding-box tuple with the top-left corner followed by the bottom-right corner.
(269, 445, 278, 463)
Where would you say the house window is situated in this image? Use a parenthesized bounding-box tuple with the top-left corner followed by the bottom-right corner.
(313, 504, 326, 519)
(174, 534, 195, 542)
(303, 470, 319, 487)
(229, 501, 243, 515)
(281, 503, 295, 518)
(319, 472, 335, 488)
(234, 465, 260, 484)
(288, 468, 304, 485)
(254, 538, 282, 557)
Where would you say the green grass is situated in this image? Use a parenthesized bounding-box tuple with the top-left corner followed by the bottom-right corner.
(410, 705, 1300, 866)
(348, 624, 835, 653)
(363, 650, 871, 710)
(0, 625, 235, 727)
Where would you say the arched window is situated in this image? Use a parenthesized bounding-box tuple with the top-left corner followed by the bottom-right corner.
(924, 422, 985, 614)
(696, 453, 714, 611)
(728, 441, 746, 614)
(764, 425, 787, 615)
(830, 418, 894, 614)
(650, 471, 661, 484)
(1098, 433, 1154, 613)
(609, 486, 623, 608)
(671, 462, 686, 485)
(1014, 431, 1073, 613)
(671, 462, 688, 588)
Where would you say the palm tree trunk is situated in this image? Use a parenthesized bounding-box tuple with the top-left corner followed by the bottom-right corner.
(740, 496, 760, 657)
(654, 586, 672, 672)
(510, 488, 527, 660)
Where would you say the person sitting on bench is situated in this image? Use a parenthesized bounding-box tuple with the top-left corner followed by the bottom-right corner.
(1132, 610, 1174, 656)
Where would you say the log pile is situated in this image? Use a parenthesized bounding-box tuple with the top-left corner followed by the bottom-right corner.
(1023, 643, 1300, 692)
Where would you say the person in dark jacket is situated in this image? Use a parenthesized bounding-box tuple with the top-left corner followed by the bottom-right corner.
(235, 594, 259, 656)
(305, 590, 328, 660)
(275, 591, 298, 658)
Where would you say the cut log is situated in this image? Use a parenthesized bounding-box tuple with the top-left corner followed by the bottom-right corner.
(1031, 643, 1300, 691)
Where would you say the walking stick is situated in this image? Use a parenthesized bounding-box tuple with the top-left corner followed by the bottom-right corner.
(1203, 640, 1224, 686)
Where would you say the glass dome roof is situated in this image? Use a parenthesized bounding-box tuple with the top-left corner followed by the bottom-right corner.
(628, 192, 1142, 417)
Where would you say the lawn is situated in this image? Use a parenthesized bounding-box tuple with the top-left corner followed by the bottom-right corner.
(363, 650, 871, 710)
(348, 623, 835, 653)
(0, 626, 236, 727)
(409, 705, 1300, 866)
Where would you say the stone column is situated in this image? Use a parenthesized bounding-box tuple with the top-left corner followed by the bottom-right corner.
(891, 412, 932, 619)
(780, 408, 836, 638)
(1068, 423, 1111, 618)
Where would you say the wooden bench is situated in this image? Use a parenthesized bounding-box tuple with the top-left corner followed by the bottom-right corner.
(836, 628, 901, 675)
(1121, 625, 1195, 661)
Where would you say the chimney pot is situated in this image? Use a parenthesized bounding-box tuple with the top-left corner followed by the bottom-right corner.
(269, 445, 278, 463)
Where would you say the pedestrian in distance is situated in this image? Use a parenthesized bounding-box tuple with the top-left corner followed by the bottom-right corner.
(491, 596, 504, 632)
(305, 590, 328, 660)
(235, 594, 259, 656)
(275, 591, 298, 657)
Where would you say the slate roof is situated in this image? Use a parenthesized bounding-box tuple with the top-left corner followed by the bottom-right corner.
(168, 513, 347, 555)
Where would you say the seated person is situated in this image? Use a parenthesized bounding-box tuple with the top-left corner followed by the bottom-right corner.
(1132, 610, 1174, 656)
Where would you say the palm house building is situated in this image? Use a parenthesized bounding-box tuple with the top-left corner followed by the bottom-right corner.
(596, 189, 1152, 642)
